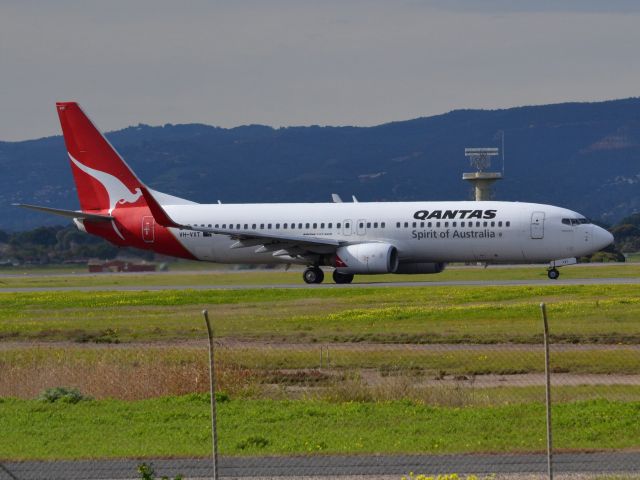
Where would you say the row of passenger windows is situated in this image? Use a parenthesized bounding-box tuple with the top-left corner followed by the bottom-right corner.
(397, 220, 510, 228)
(196, 222, 377, 230)
(191, 220, 510, 230)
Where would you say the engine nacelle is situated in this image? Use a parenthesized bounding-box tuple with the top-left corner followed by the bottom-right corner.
(394, 262, 446, 274)
(332, 243, 399, 274)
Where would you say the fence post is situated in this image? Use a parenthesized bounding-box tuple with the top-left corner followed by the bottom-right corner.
(540, 303, 553, 480)
(202, 309, 219, 480)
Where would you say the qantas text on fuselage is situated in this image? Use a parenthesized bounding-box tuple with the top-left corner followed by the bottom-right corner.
(15, 102, 614, 284)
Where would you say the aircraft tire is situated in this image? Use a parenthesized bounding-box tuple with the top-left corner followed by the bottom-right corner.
(333, 270, 354, 284)
(547, 268, 560, 280)
(303, 267, 324, 284)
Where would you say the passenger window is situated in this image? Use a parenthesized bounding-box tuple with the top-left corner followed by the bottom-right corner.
(328, 223, 332, 228)
(321, 223, 325, 229)
(337, 223, 341, 228)
(374, 222, 378, 228)
(345, 222, 350, 228)
(506, 221, 511, 227)
(476, 221, 481, 227)
(381, 222, 385, 228)
(461, 222, 465, 227)
(268, 224, 272, 229)
(236, 224, 241, 229)
(404, 222, 409, 228)
(444, 222, 449, 227)
(359, 222, 364, 228)
(244, 224, 248, 229)
(428, 222, 432, 228)
(276, 224, 280, 229)
(222, 224, 226, 229)
(491, 221, 495, 227)
(452, 222, 456, 227)
(260, 224, 264, 229)
(313, 223, 317, 229)
(498, 221, 502, 227)
(252, 224, 256, 229)
(283, 223, 288, 229)
(367, 222, 371, 228)
(396, 222, 401, 228)
(483, 221, 487, 227)
(215, 224, 219, 228)
(305, 223, 310, 229)
(208, 224, 212, 228)
(298, 223, 303, 229)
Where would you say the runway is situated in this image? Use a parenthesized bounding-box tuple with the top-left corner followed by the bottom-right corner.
(2, 276, 640, 293)
(1, 452, 639, 479)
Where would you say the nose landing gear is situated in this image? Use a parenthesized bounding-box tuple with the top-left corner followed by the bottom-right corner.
(547, 267, 560, 280)
(303, 266, 325, 284)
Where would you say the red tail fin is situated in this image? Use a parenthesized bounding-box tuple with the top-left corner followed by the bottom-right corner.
(56, 102, 145, 213)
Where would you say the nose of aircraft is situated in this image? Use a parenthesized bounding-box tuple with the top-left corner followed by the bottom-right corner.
(593, 225, 614, 250)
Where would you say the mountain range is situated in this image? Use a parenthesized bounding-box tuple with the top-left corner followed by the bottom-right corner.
(2, 97, 639, 231)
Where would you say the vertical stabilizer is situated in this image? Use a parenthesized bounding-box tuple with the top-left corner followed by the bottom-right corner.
(56, 102, 145, 213)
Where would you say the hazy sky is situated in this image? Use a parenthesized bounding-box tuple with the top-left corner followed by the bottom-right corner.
(1, 0, 640, 141)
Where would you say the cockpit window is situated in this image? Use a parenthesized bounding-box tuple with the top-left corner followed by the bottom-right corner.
(562, 217, 590, 226)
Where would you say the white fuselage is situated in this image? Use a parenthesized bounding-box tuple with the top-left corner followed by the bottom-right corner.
(163, 201, 612, 265)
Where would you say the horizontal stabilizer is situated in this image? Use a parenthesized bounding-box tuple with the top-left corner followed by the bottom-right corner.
(12, 203, 113, 221)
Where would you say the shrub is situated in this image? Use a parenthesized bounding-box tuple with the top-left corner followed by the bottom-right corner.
(137, 462, 182, 480)
(38, 387, 91, 404)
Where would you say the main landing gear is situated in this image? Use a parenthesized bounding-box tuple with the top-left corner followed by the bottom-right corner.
(302, 267, 355, 284)
(332, 270, 354, 284)
(303, 266, 324, 284)
(547, 267, 560, 280)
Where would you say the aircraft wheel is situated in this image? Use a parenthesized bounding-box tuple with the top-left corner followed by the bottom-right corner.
(333, 270, 354, 284)
(303, 267, 324, 284)
(547, 268, 560, 280)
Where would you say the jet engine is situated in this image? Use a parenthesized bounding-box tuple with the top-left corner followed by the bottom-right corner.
(394, 262, 446, 274)
(332, 243, 399, 274)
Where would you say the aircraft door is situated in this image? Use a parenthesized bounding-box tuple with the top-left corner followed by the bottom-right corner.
(531, 211, 545, 239)
(343, 219, 353, 236)
(357, 219, 367, 236)
(142, 216, 155, 243)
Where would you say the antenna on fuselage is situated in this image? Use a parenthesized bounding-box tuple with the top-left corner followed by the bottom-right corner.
(331, 193, 343, 203)
(352, 195, 359, 203)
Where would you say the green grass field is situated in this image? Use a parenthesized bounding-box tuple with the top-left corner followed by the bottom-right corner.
(1, 269, 639, 461)
(0, 395, 638, 460)
(2, 284, 640, 344)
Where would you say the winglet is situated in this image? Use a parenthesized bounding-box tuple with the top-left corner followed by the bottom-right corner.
(140, 187, 183, 228)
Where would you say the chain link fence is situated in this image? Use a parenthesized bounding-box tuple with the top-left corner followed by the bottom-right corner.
(1, 291, 639, 479)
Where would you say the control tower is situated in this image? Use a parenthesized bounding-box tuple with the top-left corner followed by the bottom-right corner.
(462, 147, 502, 201)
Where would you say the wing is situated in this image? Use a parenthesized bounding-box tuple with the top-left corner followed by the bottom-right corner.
(140, 187, 343, 259)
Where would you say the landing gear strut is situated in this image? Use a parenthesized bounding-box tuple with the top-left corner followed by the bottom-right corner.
(303, 266, 324, 284)
(547, 268, 560, 280)
(333, 270, 354, 284)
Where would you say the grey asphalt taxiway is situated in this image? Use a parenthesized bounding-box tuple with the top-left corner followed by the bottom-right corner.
(2, 276, 640, 293)
(2, 452, 640, 479)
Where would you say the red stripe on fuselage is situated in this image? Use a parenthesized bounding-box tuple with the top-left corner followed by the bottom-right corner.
(83, 206, 196, 260)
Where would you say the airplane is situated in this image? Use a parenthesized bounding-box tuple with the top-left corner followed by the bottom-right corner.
(15, 102, 614, 284)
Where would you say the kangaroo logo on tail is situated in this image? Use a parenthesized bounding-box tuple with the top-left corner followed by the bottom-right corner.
(69, 154, 142, 214)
